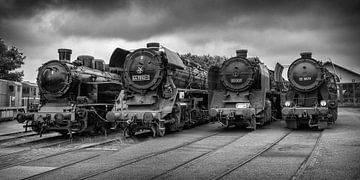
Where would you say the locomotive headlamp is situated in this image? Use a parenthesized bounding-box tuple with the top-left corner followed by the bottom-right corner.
(320, 100, 327, 107)
(76, 109, 86, 118)
(209, 108, 218, 117)
(284, 101, 291, 107)
(54, 113, 64, 120)
(143, 112, 153, 123)
(159, 47, 165, 53)
(54, 113, 64, 123)
(328, 100, 337, 108)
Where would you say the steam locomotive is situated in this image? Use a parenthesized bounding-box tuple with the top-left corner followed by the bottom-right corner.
(208, 50, 281, 130)
(17, 49, 122, 137)
(277, 52, 338, 129)
(106, 43, 208, 137)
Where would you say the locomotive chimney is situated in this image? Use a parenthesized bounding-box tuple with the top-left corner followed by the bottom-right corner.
(147, 42, 160, 51)
(300, 52, 312, 58)
(236, 49, 248, 58)
(58, 49, 72, 61)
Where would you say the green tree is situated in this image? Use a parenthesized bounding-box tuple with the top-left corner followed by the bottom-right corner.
(180, 53, 227, 70)
(0, 38, 25, 82)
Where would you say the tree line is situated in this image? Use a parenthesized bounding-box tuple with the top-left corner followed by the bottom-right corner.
(180, 53, 227, 70)
(0, 38, 25, 82)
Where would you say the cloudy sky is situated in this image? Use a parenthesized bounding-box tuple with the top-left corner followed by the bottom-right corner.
(0, 0, 359, 81)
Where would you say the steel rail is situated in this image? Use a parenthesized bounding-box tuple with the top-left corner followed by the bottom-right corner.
(0, 139, 70, 158)
(23, 154, 101, 180)
(151, 132, 248, 180)
(80, 132, 222, 180)
(0, 132, 39, 143)
(0, 130, 32, 137)
(211, 130, 293, 180)
(0, 138, 118, 170)
(291, 130, 323, 180)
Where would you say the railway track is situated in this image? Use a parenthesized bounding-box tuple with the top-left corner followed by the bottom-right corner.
(22, 139, 122, 180)
(0, 130, 32, 137)
(0, 137, 119, 171)
(26, 126, 282, 179)
(20, 136, 146, 180)
(0, 130, 141, 180)
(74, 130, 252, 180)
(0, 124, 224, 179)
(149, 133, 248, 180)
(0, 135, 71, 169)
(0, 123, 326, 179)
(290, 131, 323, 180)
(0, 131, 39, 143)
(210, 130, 294, 180)
(211, 130, 324, 180)
(0, 132, 63, 148)
(0, 138, 70, 158)
(78, 132, 223, 179)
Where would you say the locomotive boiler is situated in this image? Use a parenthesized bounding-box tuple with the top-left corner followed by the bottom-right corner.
(208, 50, 281, 130)
(106, 43, 208, 137)
(277, 52, 338, 129)
(17, 49, 122, 136)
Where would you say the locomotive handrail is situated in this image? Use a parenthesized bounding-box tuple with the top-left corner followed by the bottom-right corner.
(291, 97, 319, 100)
(0, 106, 27, 110)
(176, 88, 208, 93)
(81, 81, 122, 85)
(220, 72, 253, 75)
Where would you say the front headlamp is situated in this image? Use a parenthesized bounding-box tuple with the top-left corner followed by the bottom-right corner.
(320, 100, 327, 107)
(284, 101, 291, 107)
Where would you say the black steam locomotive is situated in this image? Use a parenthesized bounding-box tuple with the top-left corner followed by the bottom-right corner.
(277, 52, 338, 129)
(208, 50, 281, 130)
(106, 43, 208, 137)
(17, 49, 122, 136)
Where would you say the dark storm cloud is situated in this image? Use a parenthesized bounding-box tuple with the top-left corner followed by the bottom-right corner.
(1, 0, 359, 81)
(0, 0, 130, 18)
(1, 0, 359, 42)
(0, 0, 130, 46)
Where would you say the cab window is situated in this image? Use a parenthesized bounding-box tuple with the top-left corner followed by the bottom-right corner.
(9, 85, 14, 92)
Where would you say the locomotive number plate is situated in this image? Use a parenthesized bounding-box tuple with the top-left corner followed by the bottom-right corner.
(230, 78, 243, 83)
(132, 75, 150, 81)
(236, 103, 250, 108)
(299, 77, 312, 81)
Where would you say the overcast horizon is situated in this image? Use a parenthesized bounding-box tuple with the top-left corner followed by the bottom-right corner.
(1, 0, 359, 82)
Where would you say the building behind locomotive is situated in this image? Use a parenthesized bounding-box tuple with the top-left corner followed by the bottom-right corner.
(17, 49, 122, 135)
(208, 50, 280, 130)
(0, 79, 23, 121)
(0, 78, 41, 121)
(21, 81, 40, 112)
(106, 43, 209, 137)
(281, 52, 338, 129)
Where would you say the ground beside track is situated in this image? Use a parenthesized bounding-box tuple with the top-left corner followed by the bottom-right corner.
(299, 108, 360, 180)
(0, 120, 27, 136)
